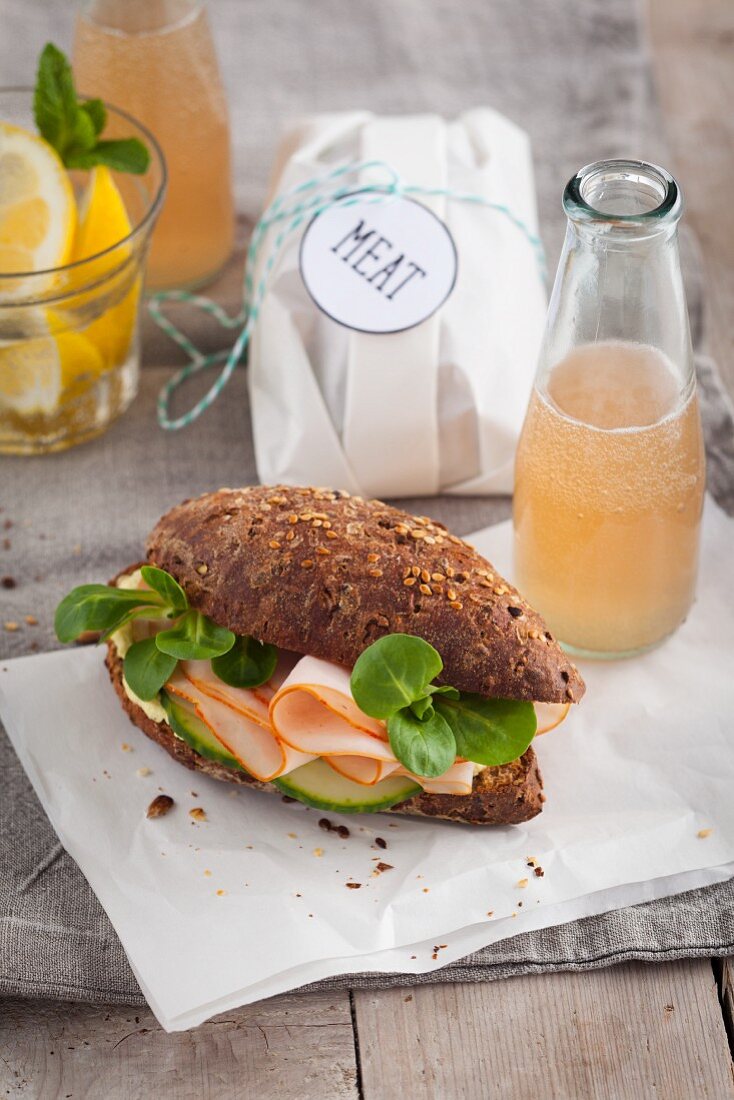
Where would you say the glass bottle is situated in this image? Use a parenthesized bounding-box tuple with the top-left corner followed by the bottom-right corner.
(74, 0, 235, 291)
(513, 159, 705, 658)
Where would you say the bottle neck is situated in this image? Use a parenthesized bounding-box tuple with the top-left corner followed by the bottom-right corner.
(79, 0, 203, 35)
(564, 159, 681, 229)
(537, 159, 694, 396)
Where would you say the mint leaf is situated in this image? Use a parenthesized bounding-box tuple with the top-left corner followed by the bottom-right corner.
(124, 637, 178, 701)
(212, 635, 278, 689)
(434, 694, 537, 767)
(350, 634, 443, 720)
(155, 610, 235, 661)
(80, 98, 106, 136)
(66, 138, 150, 174)
(32, 43, 149, 174)
(34, 43, 78, 153)
(68, 107, 97, 154)
(54, 584, 163, 643)
(387, 707, 456, 778)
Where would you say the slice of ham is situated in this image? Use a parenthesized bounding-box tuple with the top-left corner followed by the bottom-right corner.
(166, 669, 313, 781)
(534, 701, 570, 735)
(270, 656, 392, 759)
(181, 660, 272, 726)
(395, 759, 475, 796)
(324, 756, 402, 786)
(159, 647, 546, 796)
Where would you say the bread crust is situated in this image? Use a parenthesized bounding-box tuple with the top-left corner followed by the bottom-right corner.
(147, 486, 583, 705)
(106, 643, 544, 825)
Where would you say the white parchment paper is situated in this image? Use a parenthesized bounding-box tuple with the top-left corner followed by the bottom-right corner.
(1, 497, 733, 1031)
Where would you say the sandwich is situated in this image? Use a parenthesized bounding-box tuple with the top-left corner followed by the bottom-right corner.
(55, 485, 584, 824)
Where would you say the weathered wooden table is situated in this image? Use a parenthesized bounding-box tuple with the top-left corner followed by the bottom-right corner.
(2, 1, 734, 1094)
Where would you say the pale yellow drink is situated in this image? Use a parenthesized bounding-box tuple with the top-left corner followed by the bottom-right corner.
(74, 0, 234, 290)
(513, 342, 705, 656)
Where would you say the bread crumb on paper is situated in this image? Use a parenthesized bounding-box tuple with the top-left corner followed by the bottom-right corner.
(146, 794, 174, 819)
(203, 869, 212, 877)
(312, 847, 324, 857)
(189, 807, 207, 822)
(137, 767, 151, 778)
(697, 828, 713, 839)
(121, 742, 133, 752)
(345, 882, 362, 889)
(216, 889, 227, 897)
(517, 878, 529, 888)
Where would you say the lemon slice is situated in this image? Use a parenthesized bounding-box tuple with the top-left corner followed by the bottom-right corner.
(72, 166, 139, 367)
(0, 121, 76, 297)
(0, 329, 103, 415)
(75, 165, 132, 263)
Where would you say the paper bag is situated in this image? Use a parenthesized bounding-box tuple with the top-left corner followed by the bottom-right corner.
(249, 109, 546, 497)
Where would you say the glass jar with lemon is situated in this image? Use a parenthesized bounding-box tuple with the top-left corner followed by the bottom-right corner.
(0, 49, 165, 454)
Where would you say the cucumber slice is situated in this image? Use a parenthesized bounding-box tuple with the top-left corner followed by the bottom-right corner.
(273, 759, 420, 813)
(160, 691, 246, 772)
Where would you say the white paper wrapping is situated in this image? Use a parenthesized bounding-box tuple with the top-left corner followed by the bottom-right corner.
(1, 497, 733, 1032)
(249, 109, 546, 497)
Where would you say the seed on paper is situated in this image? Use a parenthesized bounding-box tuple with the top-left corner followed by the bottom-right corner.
(697, 828, 713, 839)
(189, 807, 207, 821)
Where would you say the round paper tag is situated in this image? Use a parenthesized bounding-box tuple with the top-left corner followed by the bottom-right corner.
(299, 192, 458, 334)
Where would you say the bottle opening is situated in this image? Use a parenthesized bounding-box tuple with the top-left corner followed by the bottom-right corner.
(564, 160, 681, 225)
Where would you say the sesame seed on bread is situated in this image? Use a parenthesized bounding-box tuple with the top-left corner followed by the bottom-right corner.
(146, 485, 584, 705)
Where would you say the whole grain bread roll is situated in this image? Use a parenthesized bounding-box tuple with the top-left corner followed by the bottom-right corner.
(147, 485, 583, 704)
(105, 645, 545, 825)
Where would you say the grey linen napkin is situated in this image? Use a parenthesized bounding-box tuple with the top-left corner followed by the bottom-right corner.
(1, 359, 732, 1006)
(1, 0, 733, 1005)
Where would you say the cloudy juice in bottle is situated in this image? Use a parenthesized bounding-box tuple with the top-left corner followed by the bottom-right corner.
(513, 161, 705, 657)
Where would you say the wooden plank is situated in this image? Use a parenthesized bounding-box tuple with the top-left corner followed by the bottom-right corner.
(647, 0, 734, 396)
(354, 961, 734, 1100)
(0, 990, 359, 1100)
(721, 957, 734, 1057)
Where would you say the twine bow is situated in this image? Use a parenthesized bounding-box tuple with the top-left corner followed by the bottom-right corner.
(149, 159, 547, 431)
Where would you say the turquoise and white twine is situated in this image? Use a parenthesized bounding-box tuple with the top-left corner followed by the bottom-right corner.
(149, 159, 547, 431)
